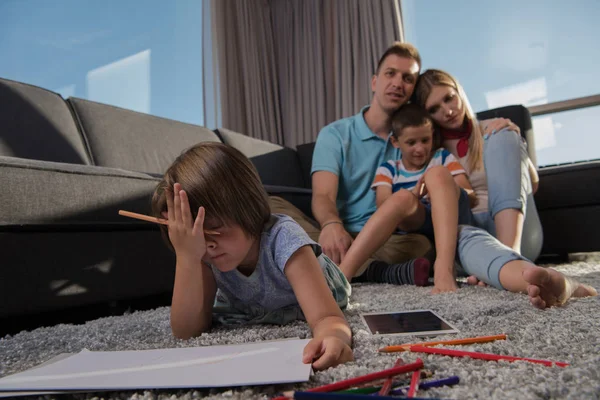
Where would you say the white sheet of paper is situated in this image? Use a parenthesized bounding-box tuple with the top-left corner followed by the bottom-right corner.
(0, 339, 312, 392)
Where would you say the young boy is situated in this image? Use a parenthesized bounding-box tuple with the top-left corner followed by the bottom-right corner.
(339, 106, 597, 307)
(340, 104, 475, 293)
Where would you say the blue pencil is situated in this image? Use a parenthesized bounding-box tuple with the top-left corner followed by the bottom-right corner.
(389, 375, 460, 395)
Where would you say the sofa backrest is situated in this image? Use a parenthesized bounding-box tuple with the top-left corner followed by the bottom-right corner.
(0, 78, 91, 165)
(68, 98, 222, 174)
(476, 105, 536, 166)
(216, 128, 306, 188)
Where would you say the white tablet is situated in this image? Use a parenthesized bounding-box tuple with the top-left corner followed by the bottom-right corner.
(360, 309, 459, 337)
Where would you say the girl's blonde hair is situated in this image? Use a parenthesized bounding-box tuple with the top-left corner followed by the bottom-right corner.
(413, 69, 484, 172)
(151, 142, 271, 249)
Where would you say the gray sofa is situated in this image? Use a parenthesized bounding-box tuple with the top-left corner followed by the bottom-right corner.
(1, 77, 598, 334)
(0, 78, 311, 333)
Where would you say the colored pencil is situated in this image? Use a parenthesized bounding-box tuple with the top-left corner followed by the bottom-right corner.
(390, 376, 460, 395)
(378, 334, 507, 353)
(407, 370, 421, 398)
(118, 210, 220, 235)
(409, 345, 569, 367)
(378, 357, 405, 396)
(289, 393, 440, 400)
(273, 359, 424, 400)
(336, 386, 382, 394)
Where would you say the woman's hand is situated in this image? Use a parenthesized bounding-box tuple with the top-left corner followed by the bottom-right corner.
(482, 118, 520, 138)
(165, 182, 207, 266)
(302, 336, 354, 370)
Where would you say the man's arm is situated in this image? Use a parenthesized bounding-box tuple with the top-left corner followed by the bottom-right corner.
(312, 171, 353, 264)
(312, 171, 342, 227)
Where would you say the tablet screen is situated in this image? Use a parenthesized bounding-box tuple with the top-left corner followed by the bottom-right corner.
(360, 310, 459, 337)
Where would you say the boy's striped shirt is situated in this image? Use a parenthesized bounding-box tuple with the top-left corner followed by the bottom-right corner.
(372, 148, 466, 193)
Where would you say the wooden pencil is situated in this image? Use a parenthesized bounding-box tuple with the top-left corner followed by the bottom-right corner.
(407, 370, 421, 398)
(118, 210, 220, 235)
(409, 345, 569, 367)
(378, 357, 404, 396)
(390, 375, 460, 395)
(273, 359, 424, 400)
(289, 392, 437, 399)
(378, 334, 507, 353)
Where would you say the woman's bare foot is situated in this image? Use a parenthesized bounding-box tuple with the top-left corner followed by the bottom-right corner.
(522, 266, 597, 309)
(466, 275, 487, 287)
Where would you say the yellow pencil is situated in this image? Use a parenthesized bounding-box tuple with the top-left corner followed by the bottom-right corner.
(378, 334, 507, 353)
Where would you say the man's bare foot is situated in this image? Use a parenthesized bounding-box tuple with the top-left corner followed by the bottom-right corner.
(522, 266, 597, 309)
(466, 275, 487, 287)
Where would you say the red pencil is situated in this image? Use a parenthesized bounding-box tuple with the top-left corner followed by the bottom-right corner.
(407, 370, 421, 398)
(274, 359, 424, 400)
(409, 346, 569, 367)
(378, 358, 405, 396)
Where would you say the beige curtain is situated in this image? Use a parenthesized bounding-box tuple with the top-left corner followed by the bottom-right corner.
(212, 0, 284, 144)
(213, 0, 402, 148)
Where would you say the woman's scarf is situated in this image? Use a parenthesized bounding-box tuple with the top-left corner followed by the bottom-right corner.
(439, 118, 473, 158)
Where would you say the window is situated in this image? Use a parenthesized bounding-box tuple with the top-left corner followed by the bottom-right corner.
(401, 0, 600, 166)
(0, 0, 218, 128)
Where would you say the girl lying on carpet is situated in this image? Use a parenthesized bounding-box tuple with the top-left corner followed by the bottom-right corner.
(151, 142, 353, 370)
(338, 101, 597, 308)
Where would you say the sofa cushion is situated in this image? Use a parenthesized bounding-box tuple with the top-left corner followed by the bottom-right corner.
(296, 142, 316, 189)
(249, 148, 305, 188)
(0, 156, 161, 226)
(216, 128, 305, 188)
(69, 98, 221, 174)
(0, 78, 91, 165)
(535, 161, 600, 210)
(216, 128, 284, 157)
(539, 205, 600, 255)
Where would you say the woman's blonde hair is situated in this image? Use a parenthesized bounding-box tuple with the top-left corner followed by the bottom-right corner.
(151, 142, 271, 249)
(413, 69, 484, 172)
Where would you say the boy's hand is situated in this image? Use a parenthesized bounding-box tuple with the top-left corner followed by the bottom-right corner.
(164, 183, 207, 265)
(466, 190, 479, 208)
(302, 336, 354, 371)
(411, 176, 427, 199)
(432, 273, 459, 294)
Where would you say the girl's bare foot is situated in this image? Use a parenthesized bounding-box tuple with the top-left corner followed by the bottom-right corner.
(522, 266, 597, 309)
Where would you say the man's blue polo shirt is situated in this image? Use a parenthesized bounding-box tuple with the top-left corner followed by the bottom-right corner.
(311, 105, 400, 233)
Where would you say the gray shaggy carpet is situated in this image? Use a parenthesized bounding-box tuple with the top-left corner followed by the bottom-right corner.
(1, 254, 599, 400)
